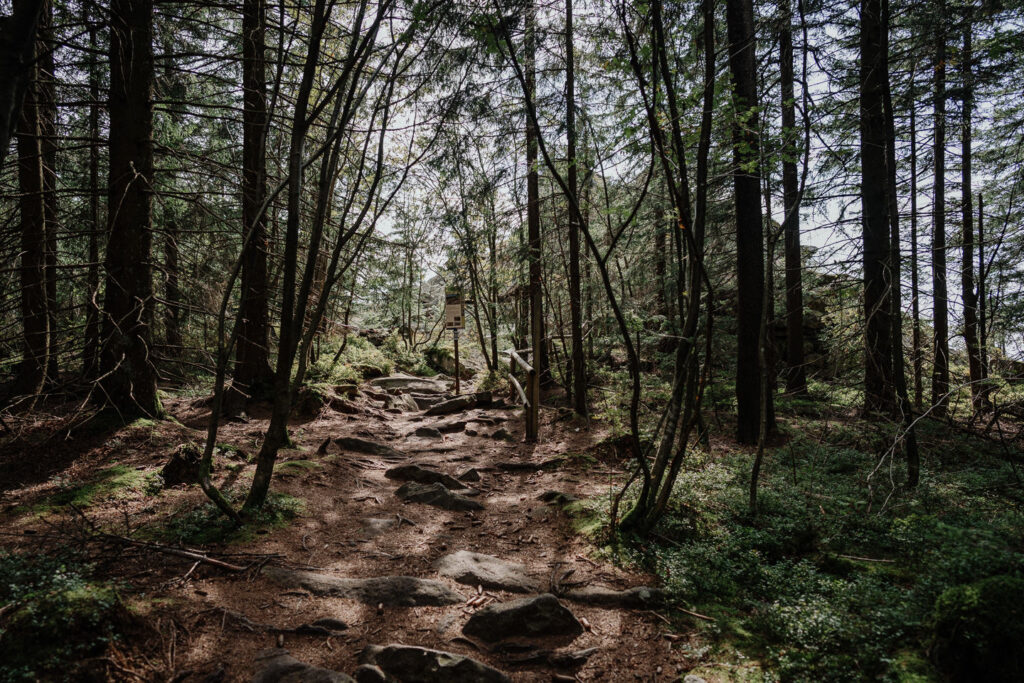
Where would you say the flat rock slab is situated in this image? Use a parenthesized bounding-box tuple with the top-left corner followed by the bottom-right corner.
(395, 481, 483, 511)
(264, 567, 464, 606)
(252, 649, 354, 683)
(361, 644, 510, 683)
(435, 551, 540, 593)
(462, 593, 584, 643)
(562, 585, 664, 608)
(361, 517, 397, 538)
(369, 374, 448, 394)
(424, 395, 477, 416)
(385, 464, 463, 490)
(335, 437, 407, 461)
(436, 419, 468, 433)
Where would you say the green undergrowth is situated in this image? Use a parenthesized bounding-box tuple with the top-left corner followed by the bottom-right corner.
(0, 551, 127, 682)
(605, 408, 1024, 681)
(143, 490, 305, 546)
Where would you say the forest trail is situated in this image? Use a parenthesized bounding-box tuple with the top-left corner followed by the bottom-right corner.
(128, 377, 698, 681)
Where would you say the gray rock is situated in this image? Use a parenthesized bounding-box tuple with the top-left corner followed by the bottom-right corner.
(413, 426, 443, 438)
(386, 464, 463, 490)
(539, 490, 579, 506)
(352, 665, 387, 683)
(424, 395, 477, 416)
(462, 594, 583, 643)
(251, 649, 353, 683)
(334, 437, 406, 461)
(435, 551, 540, 593)
(436, 419, 467, 433)
(410, 393, 447, 409)
(491, 428, 513, 441)
(369, 374, 448, 394)
(562, 585, 664, 608)
(457, 468, 482, 483)
(683, 676, 708, 683)
(395, 481, 483, 511)
(263, 567, 464, 606)
(360, 644, 510, 683)
(387, 393, 420, 412)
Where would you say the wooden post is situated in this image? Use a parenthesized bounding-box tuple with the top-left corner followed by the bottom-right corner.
(454, 329, 460, 396)
(526, 350, 539, 442)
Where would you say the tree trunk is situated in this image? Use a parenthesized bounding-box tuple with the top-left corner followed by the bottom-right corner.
(38, 1, 57, 386)
(861, 0, 894, 415)
(0, 1, 42, 168)
(231, 0, 274, 410)
(99, 0, 163, 419)
(526, 0, 546, 398)
(909, 71, 923, 407)
(959, 20, 983, 408)
(13, 0, 48, 402)
(930, 3, 949, 416)
(83, 8, 101, 379)
(164, 220, 182, 354)
(780, 0, 806, 396)
(726, 0, 771, 444)
(565, 0, 586, 416)
(977, 193, 987, 385)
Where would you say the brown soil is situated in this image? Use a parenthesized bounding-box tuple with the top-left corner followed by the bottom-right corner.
(0, 386, 703, 682)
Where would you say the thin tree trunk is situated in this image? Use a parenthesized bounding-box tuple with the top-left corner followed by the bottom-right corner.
(565, 0, 586, 416)
(83, 8, 101, 379)
(930, 3, 950, 416)
(726, 0, 771, 444)
(526, 0, 546, 399)
(909, 71, 923, 407)
(780, 0, 806, 396)
(164, 220, 182, 353)
(977, 193, 987, 385)
(960, 19, 983, 408)
(99, 0, 163, 419)
(38, 0, 57, 386)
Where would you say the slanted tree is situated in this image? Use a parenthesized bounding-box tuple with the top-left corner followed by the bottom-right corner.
(98, 0, 163, 419)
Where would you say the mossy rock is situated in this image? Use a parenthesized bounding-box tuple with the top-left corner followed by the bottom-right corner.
(930, 574, 1024, 682)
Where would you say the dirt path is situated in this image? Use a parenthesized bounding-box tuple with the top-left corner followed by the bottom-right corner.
(4, 378, 698, 681)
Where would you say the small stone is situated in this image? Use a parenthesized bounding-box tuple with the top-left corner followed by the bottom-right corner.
(334, 437, 406, 461)
(414, 426, 443, 438)
(251, 648, 353, 682)
(458, 468, 482, 483)
(425, 395, 477, 416)
(491, 427, 513, 440)
(352, 664, 386, 683)
(385, 464, 463, 490)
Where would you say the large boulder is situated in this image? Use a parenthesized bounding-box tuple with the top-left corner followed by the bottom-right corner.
(360, 644, 510, 683)
(263, 568, 464, 606)
(251, 649, 353, 683)
(395, 481, 483, 511)
(369, 374, 448, 394)
(435, 551, 540, 593)
(462, 594, 583, 643)
(385, 464, 463, 490)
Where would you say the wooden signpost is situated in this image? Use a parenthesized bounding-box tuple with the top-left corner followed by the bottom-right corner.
(444, 288, 464, 395)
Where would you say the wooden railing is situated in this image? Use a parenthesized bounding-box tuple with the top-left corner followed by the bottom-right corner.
(506, 347, 539, 441)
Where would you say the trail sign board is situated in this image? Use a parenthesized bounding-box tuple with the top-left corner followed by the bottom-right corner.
(444, 288, 464, 330)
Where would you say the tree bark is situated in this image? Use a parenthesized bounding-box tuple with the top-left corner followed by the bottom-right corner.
(780, 0, 806, 396)
(861, 0, 894, 415)
(959, 19, 983, 408)
(909, 71, 923, 407)
(231, 0, 275, 411)
(99, 0, 163, 419)
(13, 0, 49, 402)
(930, 3, 949, 416)
(726, 0, 771, 444)
(565, 0, 586, 416)
(526, 0, 547, 396)
(83, 7, 101, 379)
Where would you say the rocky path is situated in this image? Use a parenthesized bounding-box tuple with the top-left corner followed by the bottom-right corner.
(165, 375, 696, 682)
